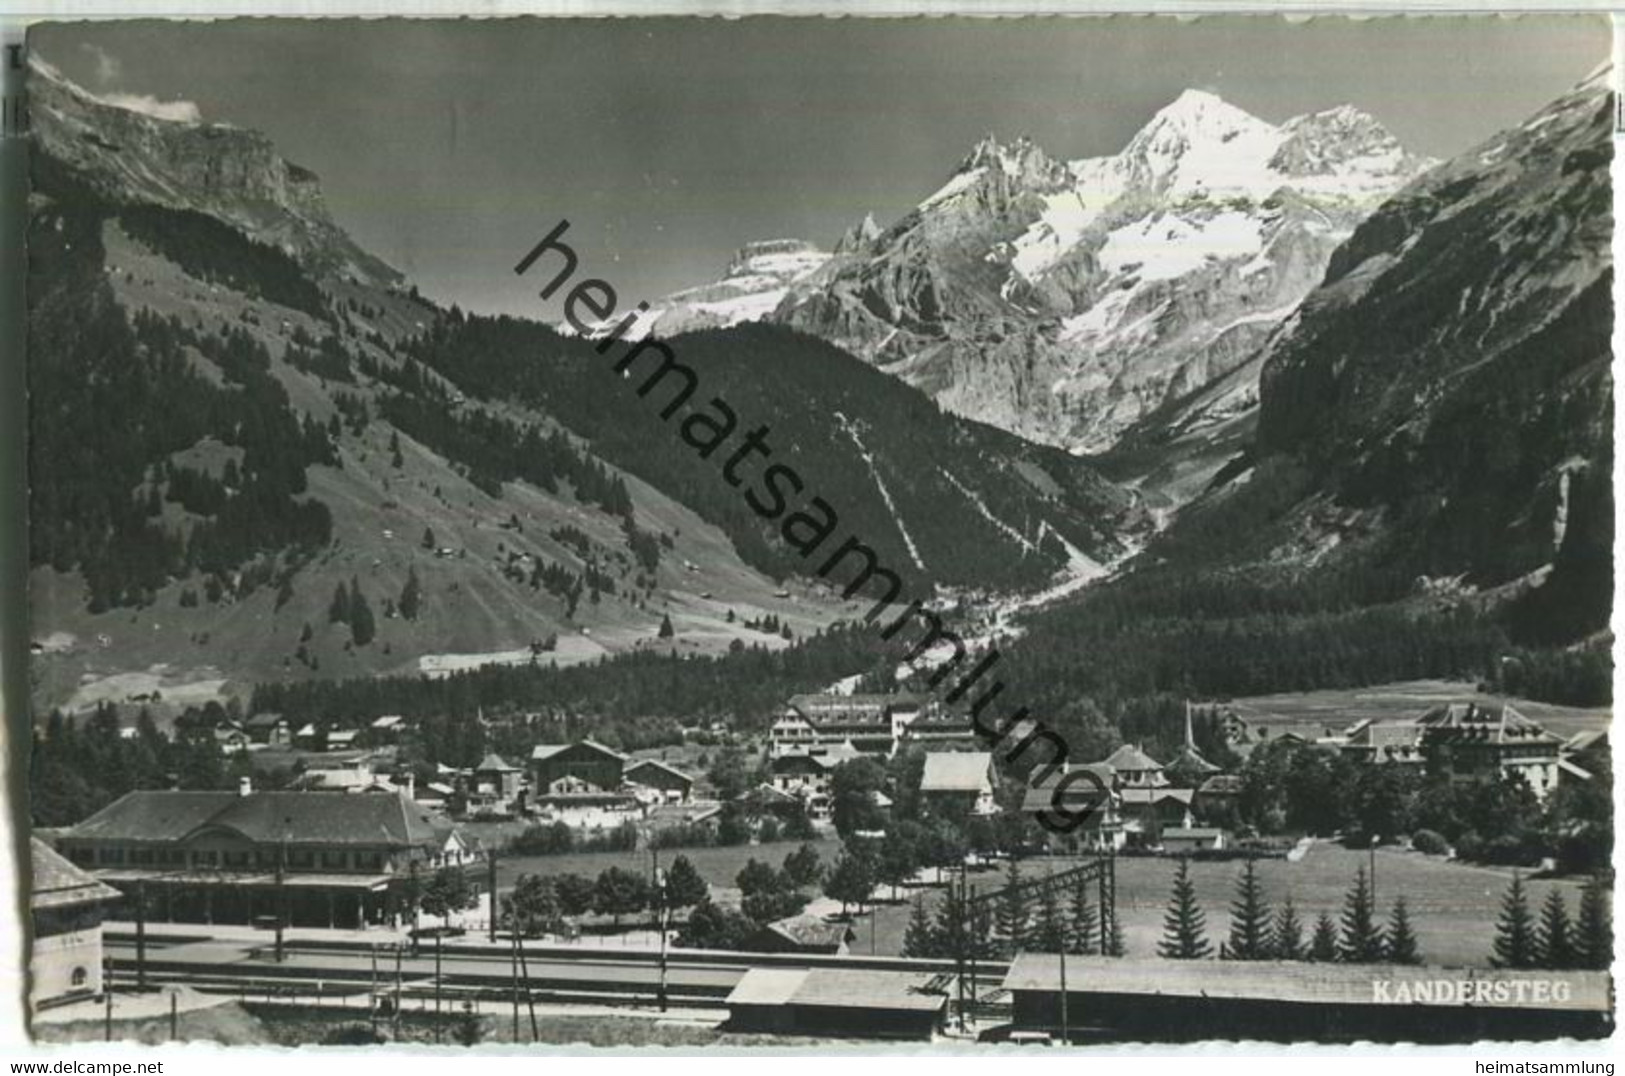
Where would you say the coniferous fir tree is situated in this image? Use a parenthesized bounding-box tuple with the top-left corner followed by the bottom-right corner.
(328, 581, 351, 624)
(399, 568, 422, 621)
(1309, 913, 1340, 962)
(663, 855, 708, 910)
(1034, 885, 1067, 952)
(1104, 910, 1126, 957)
(348, 578, 376, 646)
(1537, 889, 1575, 970)
(971, 898, 1000, 962)
(1492, 872, 1538, 969)
(1224, 858, 1273, 960)
(1158, 858, 1212, 959)
(1575, 875, 1612, 972)
(903, 896, 938, 959)
(996, 859, 1029, 954)
(1068, 875, 1098, 955)
(931, 887, 968, 965)
(1385, 897, 1422, 965)
(1272, 897, 1305, 961)
(1339, 867, 1385, 963)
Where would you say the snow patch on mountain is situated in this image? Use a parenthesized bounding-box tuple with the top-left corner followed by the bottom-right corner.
(939, 468, 1037, 554)
(585, 239, 831, 342)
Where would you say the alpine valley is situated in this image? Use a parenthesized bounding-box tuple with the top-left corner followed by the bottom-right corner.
(24, 53, 1612, 729)
(24, 57, 1139, 716)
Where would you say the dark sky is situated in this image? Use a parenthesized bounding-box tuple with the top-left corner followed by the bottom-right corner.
(33, 17, 1611, 316)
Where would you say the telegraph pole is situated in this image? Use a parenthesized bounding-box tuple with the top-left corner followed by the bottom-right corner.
(509, 927, 520, 1042)
(651, 847, 669, 1014)
(487, 850, 498, 944)
(434, 935, 444, 1043)
(276, 819, 290, 963)
(512, 920, 540, 1039)
(1370, 835, 1379, 909)
(1100, 848, 1117, 955)
(102, 957, 113, 1042)
(954, 864, 966, 1032)
(1058, 940, 1069, 1044)
(408, 860, 421, 955)
(393, 943, 404, 1039)
(134, 879, 147, 989)
(968, 883, 979, 1016)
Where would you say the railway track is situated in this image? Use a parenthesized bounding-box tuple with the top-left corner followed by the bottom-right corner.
(104, 934, 1010, 1014)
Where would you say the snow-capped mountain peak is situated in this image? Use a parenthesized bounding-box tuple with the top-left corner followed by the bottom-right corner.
(571, 238, 831, 341)
(1271, 105, 1406, 176)
(1131, 88, 1274, 150)
(959, 133, 1055, 177)
(1114, 90, 1282, 193)
(773, 88, 1434, 458)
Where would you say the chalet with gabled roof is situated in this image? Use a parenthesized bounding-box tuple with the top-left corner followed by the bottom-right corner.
(919, 751, 995, 816)
(771, 742, 861, 816)
(1415, 701, 1565, 799)
(466, 753, 524, 817)
(530, 740, 632, 807)
(1103, 744, 1168, 788)
(370, 714, 407, 744)
(1340, 718, 1425, 766)
(1022, 762, 1123, 852)
(245, 712, 290, 746)
(626, 758, 695, 803)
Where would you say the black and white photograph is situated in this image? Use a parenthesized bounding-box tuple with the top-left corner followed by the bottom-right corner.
(10, 11, 1617, 1052)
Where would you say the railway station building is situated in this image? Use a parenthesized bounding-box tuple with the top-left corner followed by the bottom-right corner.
(52, 783, 475, 931)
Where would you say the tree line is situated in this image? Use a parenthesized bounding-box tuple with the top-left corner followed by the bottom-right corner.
(1148, 857, 1610, 970)
(247, 620, 907, 735)
(1224, 737, 1611, 875)
(29, 704, 242, 827)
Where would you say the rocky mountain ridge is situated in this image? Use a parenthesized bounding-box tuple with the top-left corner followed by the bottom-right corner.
(28, 57, 401, 289)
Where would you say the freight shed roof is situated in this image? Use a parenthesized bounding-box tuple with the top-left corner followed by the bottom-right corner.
(1003, 954, 1611, 1012)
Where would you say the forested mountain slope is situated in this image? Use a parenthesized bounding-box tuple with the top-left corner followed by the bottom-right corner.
(404, 316, 1142, 595)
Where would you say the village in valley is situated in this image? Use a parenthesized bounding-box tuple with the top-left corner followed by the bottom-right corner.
(28, 677, 1614, 1045)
